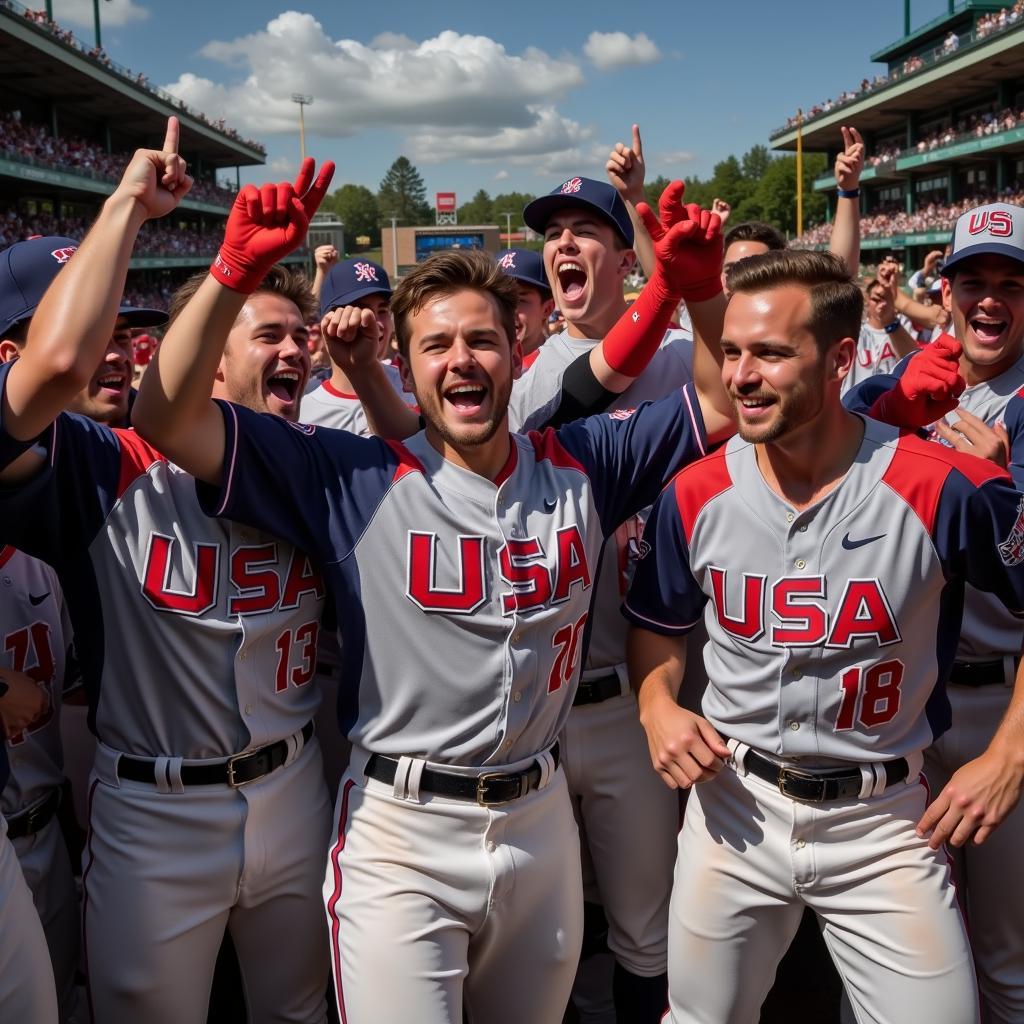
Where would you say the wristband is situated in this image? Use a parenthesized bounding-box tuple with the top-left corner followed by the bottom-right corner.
(883, 320, 901, 334)
(602, 273, 679, 378)
(837, 188, 860, 199)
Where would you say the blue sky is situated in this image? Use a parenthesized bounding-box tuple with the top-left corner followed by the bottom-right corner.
(54, 0, 953, 198)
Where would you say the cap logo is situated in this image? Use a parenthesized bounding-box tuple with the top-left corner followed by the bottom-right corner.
(353, 262, 379, 283)
(498, 252, 516, 269)
(967, 211, 1013, 238)
(50, 246, 77, 263)
(560, 177, 583, 195)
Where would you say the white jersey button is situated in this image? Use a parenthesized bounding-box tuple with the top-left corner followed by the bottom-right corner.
(795, 838, 806, 849)
(792, 669, 803, 680)
(486, 841, 496, 853)
(244, 704, 253, 715)
(798, 524, 808, 533)
(513, 692, 522, 703)
(788, 721, 800, 731)
(785, 512, 794, 523)
(795, 559, 806, 570)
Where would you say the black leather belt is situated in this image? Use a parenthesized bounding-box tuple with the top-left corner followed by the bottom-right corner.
(573, 672, 622, 707)
(364, 743, 560, 807)
(743, 748, 910, 803)
(5, 787, 61, 840)
(949, 659, 1011, 688)
(117, 721, 314, 788)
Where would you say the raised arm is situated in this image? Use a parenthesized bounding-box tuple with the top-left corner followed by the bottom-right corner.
(311, 244, 339, 303)
(828, 126, 863, 278)
(132, 158, 334, 484)
(3, 117, 190, 445)
(606, 123, 656, 280)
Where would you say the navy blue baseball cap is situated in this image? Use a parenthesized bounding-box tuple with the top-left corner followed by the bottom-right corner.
(523, 177, 634, 248)
(496, 248, 550, 294)
(0, 236, 166, 336)
(320, 257, 392, 317)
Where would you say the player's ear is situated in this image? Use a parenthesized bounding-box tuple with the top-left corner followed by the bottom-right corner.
(940, 275, 953, 314)
(541, 296, 556, 320)
(832, 336, 857, 383)
(0, 339, 20, 364)
(617, 248, 637, 277)
(396, 353, 415, 395)
(511, 338, 524, 381)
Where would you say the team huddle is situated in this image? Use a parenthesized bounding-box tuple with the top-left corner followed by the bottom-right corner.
(1, 115, 1023, 1024)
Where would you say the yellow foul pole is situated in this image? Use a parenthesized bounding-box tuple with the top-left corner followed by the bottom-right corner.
(796, 108, 803, 238)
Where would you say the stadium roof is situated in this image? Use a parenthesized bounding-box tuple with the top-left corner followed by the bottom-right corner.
(771, 24, 1024, 154)
(0, 3, 264, 169)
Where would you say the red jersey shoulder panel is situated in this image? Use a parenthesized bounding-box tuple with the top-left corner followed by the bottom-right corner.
(384, 439, 426, 484)
(673, 447, 733, 544)
(526, 427, 586, 474)
(114, 428, 166, 499)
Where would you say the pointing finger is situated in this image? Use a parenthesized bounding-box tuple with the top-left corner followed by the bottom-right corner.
(636, 201, 664, 242)
(292, 157, 315, 200)
(631, 123, 643, 159)
(302, 161, 335, 217)
(163, 115, 179, 155)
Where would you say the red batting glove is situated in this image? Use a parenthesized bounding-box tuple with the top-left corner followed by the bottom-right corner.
(602, 182, 722, 378)
(211, 158, 335, 294)
(639, 180, 724, 303)
(868, 334, 966, 429)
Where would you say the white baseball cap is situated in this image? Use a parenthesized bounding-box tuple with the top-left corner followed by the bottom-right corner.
(942, 203, 1024, 275)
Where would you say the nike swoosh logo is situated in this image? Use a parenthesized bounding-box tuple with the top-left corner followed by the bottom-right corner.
(28, 592, 50, 606)
(543, 497, 557, 512)
(841, 533, 885, 550)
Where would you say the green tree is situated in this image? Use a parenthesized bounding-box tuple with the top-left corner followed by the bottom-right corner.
(324, 184, 380, 246)
(378, 156, 432, 226)
(741, 145, 773, 183)
(458, 189, 493, 225)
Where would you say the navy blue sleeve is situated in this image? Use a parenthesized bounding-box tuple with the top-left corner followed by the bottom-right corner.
(196, 401, 401, 564)
(0, 412, 122, 564)
(1000, 393, 1024, 492)
(0, 361, 41, 469)
(842, 352, 916, 415)
(622, 479, 707, 634)
(553, 383, 708, 534)
(935, 469, 1024, 614)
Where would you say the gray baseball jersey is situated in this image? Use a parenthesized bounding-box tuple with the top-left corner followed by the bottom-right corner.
(841, 319, 914, 396)
(198, 385, 706, 765)
(509, 326, 693, 672)
(625, 416, 1024, 762)
(0, 547, 69, 815)
(300, 363, 417, 436)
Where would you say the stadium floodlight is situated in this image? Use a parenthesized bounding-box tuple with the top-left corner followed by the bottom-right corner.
(291, 94, 314, 162)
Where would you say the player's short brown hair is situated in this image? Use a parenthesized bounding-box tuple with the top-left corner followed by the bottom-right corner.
(391, 249, 519, 360)
(726, 249, 863, 350)
(168, 264, 317, 327)
(723, 221, 787, 254)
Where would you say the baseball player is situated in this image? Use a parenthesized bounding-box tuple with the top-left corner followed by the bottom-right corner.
(0, 232, 169, 1022)
(843, 262, 918, 396)
(844, 202, 1024, 1024)
(130, 167, 736, 1023)
(504, 174, 729, 1021)
(0, 129, 337, 1024)
(300, 257, 416, 435)
(495, 248, 555, 370)
(607, 123, 864, 288)
(625, 248, 1024, 1024)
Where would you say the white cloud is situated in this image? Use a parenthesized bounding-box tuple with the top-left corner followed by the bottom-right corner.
(657, 150, 696, 170)
(494, 170, 510, 181)
(162, 14, 585, 153)
(583, 31, 660, 71)
(57, 0, 148, 29)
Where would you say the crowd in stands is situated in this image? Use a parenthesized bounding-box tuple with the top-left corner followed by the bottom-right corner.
(781, 2, 1024, 131)
(0, 112, 237, 206)
(793, 185, 1024, 247)
(865, 105, 1024, 167)
(8, 4, 264, 154)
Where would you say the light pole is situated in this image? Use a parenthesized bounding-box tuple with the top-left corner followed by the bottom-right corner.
(92, 0, 112, 50)
(389, 216, 399, 278)
(291, 93, 313, 162)
(500, 212, 514, 249)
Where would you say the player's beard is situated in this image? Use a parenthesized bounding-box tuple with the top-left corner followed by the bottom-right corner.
(424, 372, 513, 451)
(733, 367, 827, 446)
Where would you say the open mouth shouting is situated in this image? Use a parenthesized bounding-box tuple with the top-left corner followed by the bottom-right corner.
(967, 314, 1008, 349)
(96, 370, 129, 398)
(555, 259, 588, 308)
(265, 367, 302, 411)
(443, 379, 489, 419)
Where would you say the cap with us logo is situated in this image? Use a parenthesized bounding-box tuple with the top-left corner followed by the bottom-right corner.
(942, 203, 1024, 276)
